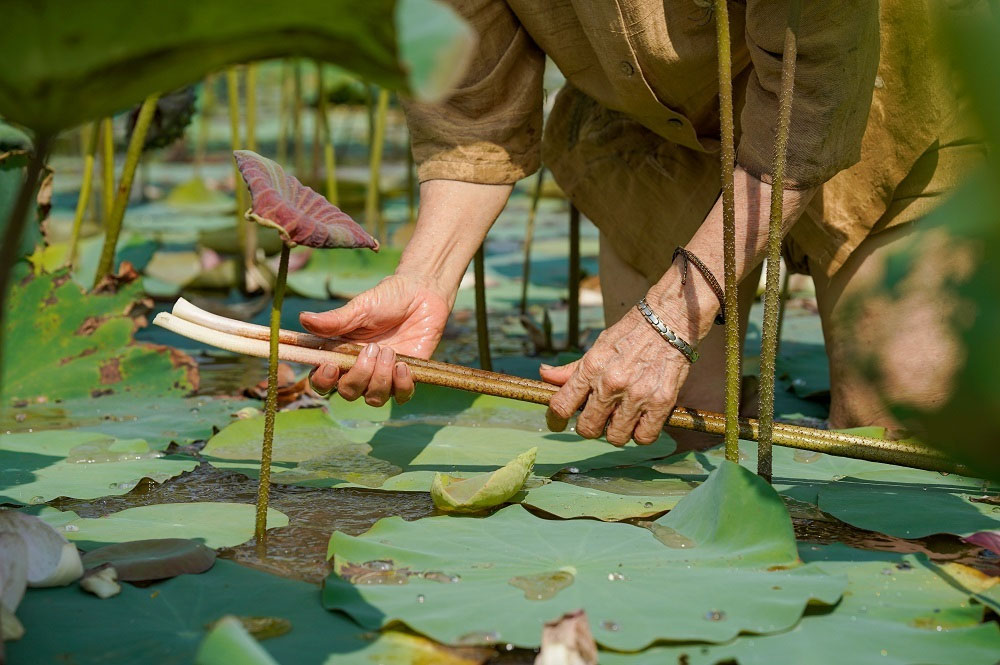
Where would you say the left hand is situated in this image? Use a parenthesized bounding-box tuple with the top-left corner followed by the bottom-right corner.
(540, 305, 692, 446)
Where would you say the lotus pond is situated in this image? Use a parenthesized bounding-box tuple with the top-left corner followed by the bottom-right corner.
(2, 8, 1000, 665)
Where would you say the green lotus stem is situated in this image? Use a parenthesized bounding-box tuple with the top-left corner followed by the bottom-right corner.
(714, 0, 741, 462)
(758, 0, 801, 483)
(100, 117, 114, 226)
(568, 204, 581, 350)
(67, 122, 99, 268)
(520, 167, 545, 315)
(246, 64, 258, 152)
(311, 66, 323, 184)
(93, 95, 158, 288)
(474, 245, 493, 371)
(316, 61, 339, 206)
(293, 61, 305, 175)
(194, 74, 214, 180)
(277, 61, 290, 165)
(255, 242, 290, 547)
(227, 68, 250, 292)
(366, 88, 390, 241)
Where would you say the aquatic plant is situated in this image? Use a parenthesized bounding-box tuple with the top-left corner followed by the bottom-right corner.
(233, 149, 378, 545)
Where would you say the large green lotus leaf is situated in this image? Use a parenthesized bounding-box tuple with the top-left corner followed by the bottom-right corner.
(520, 481, 686, 521)
(287, 247, 404, 299)
(818, 472, 999, 538)
(0, 392, 255, 451)
(323, 462, 846, 650)
(431, 447, 536, 513)
(0, 430, 197, 505)
(6, 559, 425, 665)
(601, 545, 1000, 665)
(2, 271, 196, 405)
(33, 503, 288, 549)
(0, 149, 48, 261)
(0, 0, 473, 133)
(203, 408, 675, 491)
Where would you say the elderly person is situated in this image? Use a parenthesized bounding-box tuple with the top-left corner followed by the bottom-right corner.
(302, 0, 982, 446)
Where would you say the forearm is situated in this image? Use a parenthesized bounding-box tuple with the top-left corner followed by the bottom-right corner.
(646, 166, 817, 341)
(395, 179, 513, 308)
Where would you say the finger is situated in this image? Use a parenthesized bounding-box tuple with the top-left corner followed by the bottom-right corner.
(539, 360, 580, 386)
(300, 300, 364, 338)
(393, 362, 415, 404)
(633, 410, 666, 445)
(605, 396, 643, 446)
(308, 364, 341, 395)
(546, 360, 594, 425)
(575, 391, 619, 440)
(364, 347, 396, 407)
(337, 343, 380, 401)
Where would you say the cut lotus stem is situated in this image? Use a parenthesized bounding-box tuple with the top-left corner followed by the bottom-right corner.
(316, 61, 339, 206)
(713, 0, 741, 463)
(757, 0, 801, 483)
(255, 243, 290, 546)
(568, 204, 581, 350)
(100, 117, 115, 225)
(67, 122, 99, 268)
(152, 311, 975, 477)
(366, 88, 390, 241)
(520, 167, 545, 315)
(474, 245, 493, 371)
(93, 94, 158, 288)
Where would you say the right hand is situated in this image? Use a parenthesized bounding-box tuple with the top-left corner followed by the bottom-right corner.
(299, 274, 451, 406)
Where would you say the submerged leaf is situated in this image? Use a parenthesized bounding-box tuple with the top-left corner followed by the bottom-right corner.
(234, 150, 378, 250)
(431, 447, 536, 513)
(82, 538, 217, 582)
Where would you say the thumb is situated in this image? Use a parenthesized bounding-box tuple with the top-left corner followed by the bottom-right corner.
(300, 300, 365, 338)
(539, 359, 580, 386)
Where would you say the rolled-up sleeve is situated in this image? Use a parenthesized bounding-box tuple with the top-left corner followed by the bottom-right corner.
(738, 0, 880, 189)
(401, 0, 545, 185)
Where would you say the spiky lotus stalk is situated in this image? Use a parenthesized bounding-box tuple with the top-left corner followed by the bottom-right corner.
(100, 117, 115, 225)
(93, 94, 158, 288)
(757, 0, 801, 483)
(67, 122, 99, 268)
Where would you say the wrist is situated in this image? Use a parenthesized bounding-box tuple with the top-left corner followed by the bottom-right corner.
(645, 264, 720, 343)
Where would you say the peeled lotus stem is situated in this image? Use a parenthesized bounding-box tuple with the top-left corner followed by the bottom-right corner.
(154, 306, 976, 477)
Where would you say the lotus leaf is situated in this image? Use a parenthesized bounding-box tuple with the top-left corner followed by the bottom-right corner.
(202, 408, 675, 491)
(34, 503, 288, 549)
(82, 538, 217, 581)
(196, 616, 279, 665)
(0, 430, 198, 504)
(431, 447, 536, 513)
(0, 150, 48, 261)
(521, 481, 685, 521)
(0, 0, 473, 133)
(323, 462, 846, 650)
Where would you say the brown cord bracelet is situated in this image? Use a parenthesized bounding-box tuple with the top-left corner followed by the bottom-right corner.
(672, 247, 727, 325)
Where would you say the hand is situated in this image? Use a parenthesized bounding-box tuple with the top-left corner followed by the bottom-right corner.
(540, 305, 692, 446)
(299, 274, 451, 406)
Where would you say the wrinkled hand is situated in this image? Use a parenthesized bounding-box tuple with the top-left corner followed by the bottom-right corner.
(540, 307, 691, 445)
(299, 274, 450, 406)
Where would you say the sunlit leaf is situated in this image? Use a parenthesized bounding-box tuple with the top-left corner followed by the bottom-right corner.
(431, 447, 536, 513)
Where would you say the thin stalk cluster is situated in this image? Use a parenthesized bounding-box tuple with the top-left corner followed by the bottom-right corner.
(67, 122, 99, 268)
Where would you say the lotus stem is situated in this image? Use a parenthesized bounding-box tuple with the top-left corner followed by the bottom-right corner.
(1, 134, 53, 398)
(713, 0, 741, 462)
(153, 309, 976, 477)
(474, 245, 493, 371)
(246, 65, 258, 152)
(293, 61, 305, 175)
(366, 88, 390, 241)
(316, 61, 339, 206)
(244, 65, 260, 281)
(568, 204, 581, 350)
(195, 75, 214, 180)
(255, 243, 290, 547)
(757, 0, 801, 483)
(93, 94, 158, 288)
(100, 117, 115, 225)
(277, 61, 290, 165)
(520, 167, 545, 315)
(67, 122, 99, 269)
(311, 65, 323, 184)
(227, 68, 251, 293)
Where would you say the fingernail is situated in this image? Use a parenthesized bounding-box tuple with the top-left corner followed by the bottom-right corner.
(365, 343, 379, 357)
(395, 362, 409, 377)
(321, 365, 337, 380)
(378, 347, 393, 364)
(539, 363, 553, 370)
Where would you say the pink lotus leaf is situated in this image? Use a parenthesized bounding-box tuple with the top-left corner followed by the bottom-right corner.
(964, 530, 1000, 556)
(233, 150, 378, 251)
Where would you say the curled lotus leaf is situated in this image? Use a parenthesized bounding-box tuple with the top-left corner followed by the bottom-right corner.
(431, 447, 537, 513)
(234, 150, 378, 251)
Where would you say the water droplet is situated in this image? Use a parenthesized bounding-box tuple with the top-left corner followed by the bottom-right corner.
(792, 450, 822, 464)
(456, 631, 500, 645)
(705, 610, 725, 621)
(608, 572, 625, 581)
(567, 467, 580, 474)
(63, 524, 79, 532)
(422, 571, 461, 584)
(939, 472, 950, 477)
(365, 560, 393, 572)
(416, 594, 425, 604)
(508, 570, 575, 601)
(935, 625, 942, 632)
(504, 643, 515, 652)
(643, 502, 654, 509)
(600, 620, 620, 632)
(649, 524, 696, 549)
(29, 496, 45, 505)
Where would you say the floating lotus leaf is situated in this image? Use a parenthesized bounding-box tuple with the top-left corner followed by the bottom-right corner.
(601, 545, 1000, 665)
(324, 462, 846, 650)
(0, 430, 198, 505)
(202, 407, 675, 492)
(0, 511, 83, 587)
(287, 247, 403, 299)
(34, 504, 288, 549)
(0, 0, 473, 133)
(521, 481, 686, 521)
(235, 150, 378, 250)
(431, 447, 536, 513)
(196, 616, 279, 665)
(82, 538, 217, 582)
